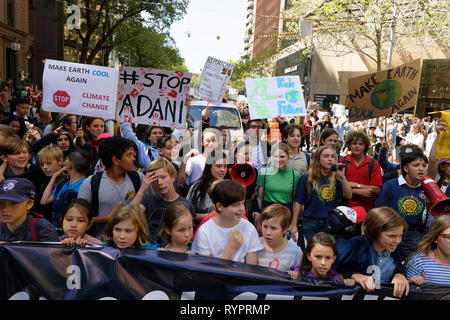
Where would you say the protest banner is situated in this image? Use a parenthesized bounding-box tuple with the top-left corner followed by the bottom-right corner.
(116, 67, 192, 129)
(42, 59, 118, 119)
(246, 76, 306, 120)
(194, 56, 234, 105)
(1, 243, 449, 301)
(347, 59, 422, 123)
(332, 104, 346, 118)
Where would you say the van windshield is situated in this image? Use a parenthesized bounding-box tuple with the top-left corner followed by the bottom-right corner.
(187, 105, 241, 129)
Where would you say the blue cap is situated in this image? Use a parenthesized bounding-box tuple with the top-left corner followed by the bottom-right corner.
(0, 178, 35, 202)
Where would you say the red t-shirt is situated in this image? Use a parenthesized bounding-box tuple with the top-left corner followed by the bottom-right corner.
(339, 154, 382, 209)
(303, 119, 312, 136)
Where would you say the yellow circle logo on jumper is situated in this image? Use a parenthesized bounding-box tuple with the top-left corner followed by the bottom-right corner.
(402, 199, 417, 213)
(318, 184, 335, 204)
(321, 187, 333, 200)
(397, 195, 424, 217)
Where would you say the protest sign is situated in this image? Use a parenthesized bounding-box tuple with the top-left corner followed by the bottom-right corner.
(246, 76, 306, 120)
(332, 104, 346, 118)
(116, 67, 192, 129)
(432, 110, 450, 159)
(42, 59, 118, 119)
(194, 56, 234, 105)
(347, 59, 422, 123)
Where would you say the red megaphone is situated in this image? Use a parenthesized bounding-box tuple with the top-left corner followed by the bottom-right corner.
(230, 162, 256, 188)
(421, 176, 450, 218)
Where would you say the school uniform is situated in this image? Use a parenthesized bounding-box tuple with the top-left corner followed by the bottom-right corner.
(294, 173, 344, 240)
(376, 175, 430, 257)
(335, 235, 406, 281)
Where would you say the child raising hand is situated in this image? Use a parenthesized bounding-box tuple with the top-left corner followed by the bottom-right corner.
(192, 180, 263, 264)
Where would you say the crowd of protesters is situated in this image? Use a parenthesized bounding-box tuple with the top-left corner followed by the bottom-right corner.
(0, 86, 449, 298)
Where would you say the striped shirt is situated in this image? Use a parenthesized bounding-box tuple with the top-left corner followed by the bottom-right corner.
(406, 253, 450, 286)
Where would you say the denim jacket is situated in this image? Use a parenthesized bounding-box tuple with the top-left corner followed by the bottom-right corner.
(335, 235, 406, 280)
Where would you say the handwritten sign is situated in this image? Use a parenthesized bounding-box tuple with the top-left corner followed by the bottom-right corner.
(347, 59, 422, 122)
(245, 76, 306, 120)
(194, 57, 234, 105)
(116, 67, 192, 129)
(42, 59, 118, 119)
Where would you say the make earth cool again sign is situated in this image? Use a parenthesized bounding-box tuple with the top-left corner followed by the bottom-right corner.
(347, 59, 422, 122)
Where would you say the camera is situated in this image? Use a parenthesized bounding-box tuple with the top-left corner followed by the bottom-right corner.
(330, 163, 347, 171)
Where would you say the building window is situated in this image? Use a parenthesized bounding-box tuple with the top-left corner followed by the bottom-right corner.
(7, 0, 14, 26)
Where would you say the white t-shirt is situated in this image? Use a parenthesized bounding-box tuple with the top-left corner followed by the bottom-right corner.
(192, 218, 264, 263)
(185, 154, 206, 186)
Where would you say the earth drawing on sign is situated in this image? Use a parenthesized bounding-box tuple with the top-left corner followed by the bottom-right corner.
(370, 80, 402, 110)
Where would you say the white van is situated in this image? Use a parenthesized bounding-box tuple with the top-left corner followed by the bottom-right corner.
(185, 100, 245, 144)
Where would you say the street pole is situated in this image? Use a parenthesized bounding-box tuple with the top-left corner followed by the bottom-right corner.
(384, 5, 397, 138)
(14, 51, 19, 96)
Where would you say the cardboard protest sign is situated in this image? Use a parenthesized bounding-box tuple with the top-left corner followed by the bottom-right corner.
(245, 76, 306, 120)
(194, 57, 234, 105)
(116, 67, 192, 129)
(347, 59, 422, 123)
(42, 59, 118, 119)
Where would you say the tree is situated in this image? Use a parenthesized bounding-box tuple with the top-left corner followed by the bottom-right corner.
(227, 49, 280, 94)
(286, 0, 450, 71)
(50, 0, 188, 65)
(114, 21, 187, 70)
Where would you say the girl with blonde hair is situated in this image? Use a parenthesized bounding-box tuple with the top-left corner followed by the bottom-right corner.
(103, 203, 153, 249)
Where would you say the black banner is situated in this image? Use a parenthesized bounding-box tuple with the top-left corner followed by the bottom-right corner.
(1, 243, 449, 301)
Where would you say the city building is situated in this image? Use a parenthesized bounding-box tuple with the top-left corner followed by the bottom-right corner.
(274, 1, 449, 116)
(0, 0, 64, 87)
(244, 0, 282, 58)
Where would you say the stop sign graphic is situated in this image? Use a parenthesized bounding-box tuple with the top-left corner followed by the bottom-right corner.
(53, 91, 70, 107)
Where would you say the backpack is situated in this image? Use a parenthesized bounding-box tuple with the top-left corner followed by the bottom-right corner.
(342, 155, 375, 181)
(0, 211, 44, 241)
(90, 171, 141, 217)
